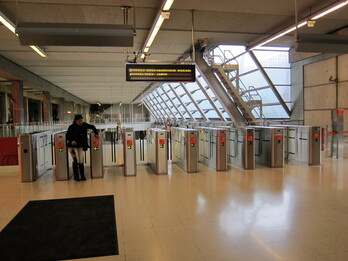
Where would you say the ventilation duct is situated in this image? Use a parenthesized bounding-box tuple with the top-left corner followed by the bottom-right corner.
(17, 22, 134, 47)
(295, 33, 348, 53)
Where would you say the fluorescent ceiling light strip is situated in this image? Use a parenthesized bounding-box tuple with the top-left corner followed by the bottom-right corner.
(0, 13, 47, 58)
(141, 0, 174, 58)
(249, 0, 348, 49)
(163, 0, 174, 11)
(30, 45, 48, 58)
(145, 16, 164, 47)
(252, 21, 306, 49)
(0, 15, 16, 34)
(312, 1, 348, 20)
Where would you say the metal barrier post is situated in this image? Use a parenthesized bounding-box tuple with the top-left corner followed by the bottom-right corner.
(18, 133, 34, 182)
(90, 132, 104, 178)
(54, 132, 71, 181)
(123, 130, 136, 176)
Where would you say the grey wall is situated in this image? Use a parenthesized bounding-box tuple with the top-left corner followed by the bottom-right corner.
(290, 53, 342, 126)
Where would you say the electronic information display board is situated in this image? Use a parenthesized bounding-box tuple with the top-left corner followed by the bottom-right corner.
(126, 64, 195, 82)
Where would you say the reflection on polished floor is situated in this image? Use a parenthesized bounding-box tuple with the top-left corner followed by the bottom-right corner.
(1, 155, 348, 261)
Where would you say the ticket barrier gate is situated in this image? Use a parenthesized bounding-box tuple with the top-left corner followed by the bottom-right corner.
(18, 131, 53, 182)
(171, 127, 198, 173)
(198, 127, 227, 171)
(254, 127, 284, 168)
(279, 125, 321, 165)
(147, 128, 168, 174)
(54, 131, 104, 180)
(90, 132, 104, 178)
(54, 132, 72, 181)
(229, 127, 255, 170)
(123, 130, 136, 176)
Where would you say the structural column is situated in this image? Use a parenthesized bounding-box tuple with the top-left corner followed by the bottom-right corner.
(23, 97, 29, 123)
(58, 97, 65, 122)
(0, 92, 9, 124)
(11, 80, 24, 124)
(42, 91, 51, 122)
(38, 100, 43, 123)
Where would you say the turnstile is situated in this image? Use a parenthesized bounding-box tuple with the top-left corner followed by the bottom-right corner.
(198, 127, 227, 171)
(171, 127, 198, 173)
(54, 131, 72, 181)
(229, 127, 255, 169)
(147, 128, 168, 174)
(254, 127, 284, 168)
(280, 125, 321, 165)
(18, 131, 53, 182)
(123, 130, 136, 176)
(90, 132, 104, 178)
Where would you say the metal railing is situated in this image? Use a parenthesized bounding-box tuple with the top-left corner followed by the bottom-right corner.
(0, 122, 70, 137)
(0, 116, 152, 137)
(204, 47, 265, 121)
(88, 114, 151, 124)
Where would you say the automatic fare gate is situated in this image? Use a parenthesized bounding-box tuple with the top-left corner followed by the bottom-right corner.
(254, 126, 284, 168)
(123, 129, 136, 176)
(198, 127, 227, 171)
(280, 125, 321, 165)
(54, 131, 104, 180)
(171, 127, 198, 173)
(147, 128, 168, 174)
(229, 127, 255, 169)
(54, 131, 72, 180)
(90, 132, 104, 178)
(18, 131, 53, 182)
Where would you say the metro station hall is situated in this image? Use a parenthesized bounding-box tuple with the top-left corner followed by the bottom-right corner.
(1, 1, 348, 261)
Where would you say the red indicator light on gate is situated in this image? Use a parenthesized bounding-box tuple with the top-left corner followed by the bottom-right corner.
(219, 137, 226, 143)
(93, 141, 99, 147)
(127, 140, 133, 146)
(159, 139, 165, 145)
(57, 142, 64, 149)
(247, 136, 253, 142)
(313, 133, 319, 139)
(190, 138, 196, 144)
(275, 135, 282, 141)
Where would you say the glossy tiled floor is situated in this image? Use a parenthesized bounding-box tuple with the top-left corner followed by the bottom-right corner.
(1, 155, 348, 261)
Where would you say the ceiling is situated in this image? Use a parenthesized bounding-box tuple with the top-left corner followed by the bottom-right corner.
(0, 0, 347, 104)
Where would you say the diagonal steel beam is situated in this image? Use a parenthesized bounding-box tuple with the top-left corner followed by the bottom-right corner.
(180, 83, 209, 121)
(149, 93, 171, 119)
(144, 97, 162, 120)
(155, 90, 179, 120)
(142, 99, 159, 120)
(195, 78, 226, 121)
(161, 86, 185, 119)
(168, 84, 195, 120)
(146, 97, 165, 119)
(195, 52, 245, 123)
(248, 50, 291, 117)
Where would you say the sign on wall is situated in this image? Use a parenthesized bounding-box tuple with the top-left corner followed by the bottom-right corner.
(126, 64, 195, 82)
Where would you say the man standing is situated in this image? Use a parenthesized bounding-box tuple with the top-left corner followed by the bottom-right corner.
(66, 115, 99, 181)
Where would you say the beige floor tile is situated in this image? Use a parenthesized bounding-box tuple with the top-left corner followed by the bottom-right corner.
(1, 154, 348, 260)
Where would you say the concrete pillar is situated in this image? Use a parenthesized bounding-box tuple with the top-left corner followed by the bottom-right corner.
(42, 91, 51, 122)
(58, 97, 65, 122)
(23, 97, 29, 123)
(75, 104, 81, 114)
(38, 100, 43, 123)
(0, 92, 10, 124)
(11, 80, 24, 124)
(66, 101, 74, 122)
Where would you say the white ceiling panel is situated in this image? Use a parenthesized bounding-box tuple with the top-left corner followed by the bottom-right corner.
(0, 0, 347, 104)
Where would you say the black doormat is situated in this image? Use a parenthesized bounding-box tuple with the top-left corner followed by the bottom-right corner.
(0, 195, 118, 261)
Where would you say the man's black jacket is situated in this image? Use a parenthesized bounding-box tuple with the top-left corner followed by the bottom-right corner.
(66, 122, 99, 150)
